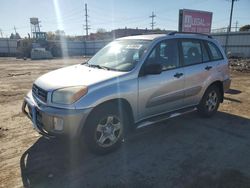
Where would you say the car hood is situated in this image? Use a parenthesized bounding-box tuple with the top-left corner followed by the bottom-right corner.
(34, 64, 126, 91)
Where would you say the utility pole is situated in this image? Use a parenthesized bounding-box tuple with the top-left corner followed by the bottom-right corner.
(84, 3, 90, 39)
(228, 0, 238, 32)
(225, 0, 238, 54)
(39, 21, 42, 32)
(14, 26, 17, 35)
(0, 29, 3, 38)
(149, 11, 156, 30)
(235, 21, 238, 32)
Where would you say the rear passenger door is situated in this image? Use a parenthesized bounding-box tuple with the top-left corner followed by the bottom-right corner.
(179, 39, 214, 106)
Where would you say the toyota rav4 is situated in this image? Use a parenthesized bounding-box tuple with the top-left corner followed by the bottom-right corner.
(22, 32, 231, 154)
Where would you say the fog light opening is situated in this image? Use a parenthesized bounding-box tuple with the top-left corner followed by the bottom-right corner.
(53, 117, 64, 131)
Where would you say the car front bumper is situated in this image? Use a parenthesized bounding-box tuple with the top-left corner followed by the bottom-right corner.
(22, 91, 92, 139)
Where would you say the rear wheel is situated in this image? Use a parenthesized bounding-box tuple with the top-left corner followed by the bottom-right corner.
(197, 85, 221, 117)
(83, 103, 127, 154)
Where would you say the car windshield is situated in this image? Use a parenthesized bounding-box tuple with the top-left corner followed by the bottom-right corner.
(85, 39, 150, 71)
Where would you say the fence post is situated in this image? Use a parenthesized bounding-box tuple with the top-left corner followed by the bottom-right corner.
(84, 40, 87, 56)
(7, 39, 10, 57)
(225, 31, 230, 55)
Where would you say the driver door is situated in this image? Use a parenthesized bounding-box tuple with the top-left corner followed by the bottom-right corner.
(138, 39, 185, 121)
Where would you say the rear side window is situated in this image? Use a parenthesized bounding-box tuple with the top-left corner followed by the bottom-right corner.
(201, 42, 210, 62)
(181, 40, 202, 65)
(207, 42, 223, 60)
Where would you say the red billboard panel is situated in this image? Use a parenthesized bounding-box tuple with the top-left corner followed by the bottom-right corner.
(179, 9, 213, 34)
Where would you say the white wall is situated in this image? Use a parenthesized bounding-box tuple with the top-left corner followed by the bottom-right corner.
(212, 32, 250, 57)
(0, 32, 249, 57)
(0, 39, 17, 55)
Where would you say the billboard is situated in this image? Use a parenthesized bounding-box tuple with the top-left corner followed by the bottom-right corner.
(179, 9, 213, 34)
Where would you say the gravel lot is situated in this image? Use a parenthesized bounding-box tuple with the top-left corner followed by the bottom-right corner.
(0, 57, 250, 188)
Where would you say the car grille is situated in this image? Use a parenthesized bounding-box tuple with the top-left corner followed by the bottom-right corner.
(32, 84, 48, 103)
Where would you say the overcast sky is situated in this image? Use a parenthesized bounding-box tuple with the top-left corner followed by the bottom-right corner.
(0, 0, 249, 37)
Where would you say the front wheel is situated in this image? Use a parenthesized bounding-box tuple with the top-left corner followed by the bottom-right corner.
(197, 86, 221, 117)
(83, 104, 127, 154)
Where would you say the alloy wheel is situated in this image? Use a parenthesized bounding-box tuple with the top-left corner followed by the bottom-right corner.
(205, 90, 218, 112)
(95, 115, 122, 148)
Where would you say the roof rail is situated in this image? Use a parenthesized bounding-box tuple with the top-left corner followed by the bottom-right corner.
(168, 31, 213, 39)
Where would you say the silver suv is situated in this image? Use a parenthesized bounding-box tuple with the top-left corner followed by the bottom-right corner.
(23, 32, 231, 154)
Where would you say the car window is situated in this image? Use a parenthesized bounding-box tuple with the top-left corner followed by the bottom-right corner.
(87, 39, 150, 71)
(146, 40, 179, 71)
(207, 42, 223, 61)
(148, 47, 156, 59)
(181, 40, 202, 66)
(201, 41, 210, 62)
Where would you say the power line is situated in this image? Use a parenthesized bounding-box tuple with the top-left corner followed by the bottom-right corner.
(149, 11, 156, 30)
(1, 25, 29, 32)
(93, 17, 147, 25)
(83, 3, 90, 38)
(43, 9, 83, 24)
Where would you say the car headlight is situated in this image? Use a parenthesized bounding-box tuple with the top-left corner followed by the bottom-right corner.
(52, 86, 88, 104)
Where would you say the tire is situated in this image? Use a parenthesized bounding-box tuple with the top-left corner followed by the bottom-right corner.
(83, 103, 128, 154)
(197, 85, 221, 118)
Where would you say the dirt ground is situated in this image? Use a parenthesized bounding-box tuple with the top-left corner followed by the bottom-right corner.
(0, 57, 250, 188)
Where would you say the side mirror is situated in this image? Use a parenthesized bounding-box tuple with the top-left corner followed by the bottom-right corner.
(144, 63, 163, 75)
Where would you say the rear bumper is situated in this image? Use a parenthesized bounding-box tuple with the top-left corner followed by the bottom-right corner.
(223, 78, 231, 92)
(22, 91, 92, 139)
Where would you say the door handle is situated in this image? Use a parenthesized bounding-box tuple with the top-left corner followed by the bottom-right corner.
(174, 73, 184, 78)
(205, 66, 212, 70)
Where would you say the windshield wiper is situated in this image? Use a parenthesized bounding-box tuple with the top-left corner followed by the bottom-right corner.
(84, 63, 111, 70)
(84, 63, 121, 71)
(81, 60, 89, 65)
